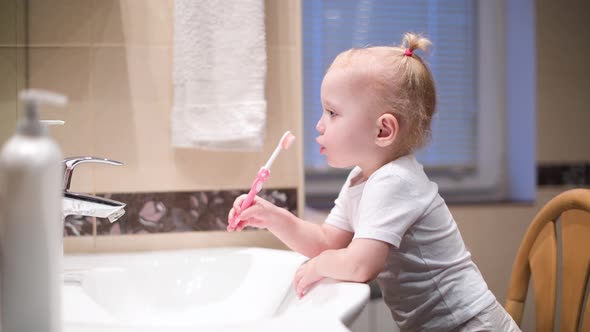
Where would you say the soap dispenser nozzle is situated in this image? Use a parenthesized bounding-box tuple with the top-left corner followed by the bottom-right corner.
(18, 89, 68, 136)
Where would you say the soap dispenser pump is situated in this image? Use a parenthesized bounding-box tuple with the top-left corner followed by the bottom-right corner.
(0, 89, 67, 332)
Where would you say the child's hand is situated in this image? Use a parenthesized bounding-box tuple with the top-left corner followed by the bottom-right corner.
(227, 194, 276, 232)
(293, 258, 324, 298)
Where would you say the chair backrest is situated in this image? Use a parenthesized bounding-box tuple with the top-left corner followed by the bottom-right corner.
(505, 188, 590, 332)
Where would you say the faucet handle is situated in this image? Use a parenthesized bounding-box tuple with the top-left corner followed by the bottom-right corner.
(63, 156, 123, 191)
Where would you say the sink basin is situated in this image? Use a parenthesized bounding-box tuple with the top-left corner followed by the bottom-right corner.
(63, 247, 369, 330)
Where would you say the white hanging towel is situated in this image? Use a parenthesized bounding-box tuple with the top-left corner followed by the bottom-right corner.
(172, 0, 267, 150)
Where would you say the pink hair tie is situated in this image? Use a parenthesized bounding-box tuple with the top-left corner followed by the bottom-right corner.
(404, 48, 413, 56)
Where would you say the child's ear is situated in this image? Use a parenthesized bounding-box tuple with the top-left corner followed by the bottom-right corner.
(375, 113, 398, 147)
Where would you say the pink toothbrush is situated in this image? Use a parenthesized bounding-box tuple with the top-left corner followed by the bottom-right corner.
(228, 131, 296, 230)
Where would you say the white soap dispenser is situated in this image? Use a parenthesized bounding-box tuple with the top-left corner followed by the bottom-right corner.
(0, 89, 67, 332)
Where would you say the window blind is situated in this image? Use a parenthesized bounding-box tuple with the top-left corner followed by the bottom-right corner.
(303, 0, 478, 170)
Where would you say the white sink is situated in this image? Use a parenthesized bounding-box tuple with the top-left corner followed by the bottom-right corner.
(63, 247, 369, 331)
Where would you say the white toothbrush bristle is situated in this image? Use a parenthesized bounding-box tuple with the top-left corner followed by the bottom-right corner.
(281, 131, 295, 149)
(263, 131, 295, 170)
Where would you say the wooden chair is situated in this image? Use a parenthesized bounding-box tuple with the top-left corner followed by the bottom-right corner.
(505, 188, 590, 331)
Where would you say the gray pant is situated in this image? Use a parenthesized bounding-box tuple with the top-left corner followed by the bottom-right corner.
(453, 301, 522, 332)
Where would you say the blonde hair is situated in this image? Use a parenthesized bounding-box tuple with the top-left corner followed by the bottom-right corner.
(329, 33, 436, 157)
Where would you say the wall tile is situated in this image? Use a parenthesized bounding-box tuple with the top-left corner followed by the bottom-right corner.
(536, 0, 590, 163)
(0, 47, 18, 120)
(88, 100, 138, 193)
(0, 1, 17, 45)
(90, 47, 172, 103)
(15, 0, 25, 46)
(0, 0, 24, 46)
(91, 101, 169, 192)
(63, 236, 96, 253)
(124, 46, 171, 103)
(0, 47, 26, 145)
(45, 103, 95, 157)
(28, 47, 95, 192)
(0, 99, 17, 146)
(29, 0, 93, 46)
(89, 0, 125, 46)
(94, 188, 297, 235)
(89, 46, 130, 103)
(90, 47, 131, 103)
(0, 47, 20, 99)
(29, 47, 92, 103)
(82, 230, 287, 254)
(538, 163, 590, 186)
(0, 1, 25, 46)
(90, 46, 171, 103)
(64, 215, 95, 237)
(91, 0, 173, 46)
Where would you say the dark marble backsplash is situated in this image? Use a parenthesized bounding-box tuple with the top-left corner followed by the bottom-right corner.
(64, 188, 297, 237)
(537, 163, 590, 186)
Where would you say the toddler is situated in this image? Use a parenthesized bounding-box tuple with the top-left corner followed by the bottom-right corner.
(227, 33, 521, 332)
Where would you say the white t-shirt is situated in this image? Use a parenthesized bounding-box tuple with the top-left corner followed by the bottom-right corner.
(325, 155, 496, 331)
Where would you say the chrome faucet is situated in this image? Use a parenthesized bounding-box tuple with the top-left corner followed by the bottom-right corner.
(62, 156, 126, 223)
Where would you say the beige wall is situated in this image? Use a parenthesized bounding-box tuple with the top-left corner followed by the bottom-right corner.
(536, 0, 590, 163)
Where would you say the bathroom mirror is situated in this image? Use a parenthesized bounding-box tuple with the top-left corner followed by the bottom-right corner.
(0, 0, 26, 145)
